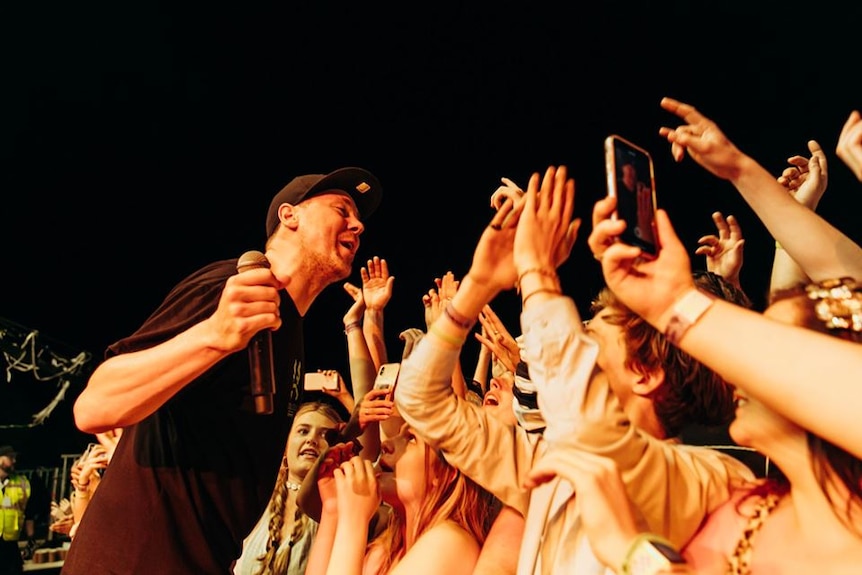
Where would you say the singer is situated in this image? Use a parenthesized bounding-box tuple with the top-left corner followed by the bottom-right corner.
(63, 167, 382, 575)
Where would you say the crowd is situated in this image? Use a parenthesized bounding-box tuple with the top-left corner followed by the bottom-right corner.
(3, 96, 860, 575)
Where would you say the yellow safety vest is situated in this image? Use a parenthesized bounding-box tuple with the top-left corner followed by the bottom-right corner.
(1, 475, 31, 542)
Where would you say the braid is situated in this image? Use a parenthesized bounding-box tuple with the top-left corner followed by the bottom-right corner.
(253, 460, 289, 575)
(289, 504, 306, 546)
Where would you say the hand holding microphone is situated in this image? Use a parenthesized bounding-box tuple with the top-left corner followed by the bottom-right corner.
(237, 250, 276, 415)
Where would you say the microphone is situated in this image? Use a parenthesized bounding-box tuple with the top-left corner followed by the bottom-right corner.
(237, 250, 276, 415)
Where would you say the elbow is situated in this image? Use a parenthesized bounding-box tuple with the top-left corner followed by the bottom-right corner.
(73, 392, 123, 434)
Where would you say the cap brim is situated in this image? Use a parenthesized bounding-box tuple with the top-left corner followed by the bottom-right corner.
(303, 167, 382, 220)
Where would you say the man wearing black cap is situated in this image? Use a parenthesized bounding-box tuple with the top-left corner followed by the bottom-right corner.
(0, 445, 34, 575)
(63, 168, 382, 574)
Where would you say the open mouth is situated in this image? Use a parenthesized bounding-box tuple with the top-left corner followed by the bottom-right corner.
(483, 393, 499, 407)
(299, 448, 319, 459)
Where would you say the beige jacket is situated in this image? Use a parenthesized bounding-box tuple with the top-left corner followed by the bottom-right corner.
(396, 297, 755, 575)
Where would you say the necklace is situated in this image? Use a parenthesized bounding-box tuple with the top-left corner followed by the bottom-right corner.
(286, 481, 301, 492)
(726, 492, 781, 575)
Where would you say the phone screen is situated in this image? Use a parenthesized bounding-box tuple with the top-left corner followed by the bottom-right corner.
(604, 135, 658, 257)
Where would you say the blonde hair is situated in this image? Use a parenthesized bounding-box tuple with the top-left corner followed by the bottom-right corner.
(254, 401, 342, 575)
(368, 446, 492, 573)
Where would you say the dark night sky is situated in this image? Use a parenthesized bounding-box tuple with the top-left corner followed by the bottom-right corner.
(3, 2, 861, 464)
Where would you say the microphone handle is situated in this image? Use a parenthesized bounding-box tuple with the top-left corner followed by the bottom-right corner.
(248, 331, 275, 415)
(237, 250, 276, 415)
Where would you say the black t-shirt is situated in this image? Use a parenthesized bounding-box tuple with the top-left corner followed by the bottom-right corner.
(62, 259, 304, 575)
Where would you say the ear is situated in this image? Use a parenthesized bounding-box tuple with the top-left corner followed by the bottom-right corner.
(631, 366, 664, 397)
(277, 203, 300, 231)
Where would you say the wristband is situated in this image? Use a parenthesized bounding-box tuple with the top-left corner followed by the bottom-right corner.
(664, 289, 715, 346)
(429, 323, 466, 347)
(343, 321, 361, 335)
(443, 301, 476, 330)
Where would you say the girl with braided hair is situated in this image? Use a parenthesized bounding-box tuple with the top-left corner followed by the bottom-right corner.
(234, 401, 344, 575)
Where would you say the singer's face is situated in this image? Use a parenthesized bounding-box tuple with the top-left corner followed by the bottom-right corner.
(297, 192, 364, 281)
(286, 411, 338, 482)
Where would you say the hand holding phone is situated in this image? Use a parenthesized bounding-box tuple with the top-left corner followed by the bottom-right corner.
(304, 371, 339, 391)
(604, 134, 659, 257)
(373, 363, 401, 396)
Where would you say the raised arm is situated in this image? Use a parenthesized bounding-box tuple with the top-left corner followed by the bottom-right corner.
(361, 256, 394, 371)
(836, 109, 862, 182)
(770, 140, 828, 292)
(590, 195, 862, 460)
(659, 96, 862, 282)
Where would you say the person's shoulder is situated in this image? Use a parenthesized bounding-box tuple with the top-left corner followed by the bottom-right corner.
(403, 520, 481, 572)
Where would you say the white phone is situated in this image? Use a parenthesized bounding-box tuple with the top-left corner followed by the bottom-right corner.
(304, 371, 338, 391)
(373, 362, 401, 393)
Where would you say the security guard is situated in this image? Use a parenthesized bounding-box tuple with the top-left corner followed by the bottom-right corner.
(0, 446, 33, 575)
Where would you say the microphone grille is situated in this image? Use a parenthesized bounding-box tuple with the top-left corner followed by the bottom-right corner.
(237, 250, 271, 273)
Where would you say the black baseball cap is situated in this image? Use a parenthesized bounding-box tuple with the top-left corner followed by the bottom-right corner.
(0, 445, 17, 458)
(266, 167, 382, 237)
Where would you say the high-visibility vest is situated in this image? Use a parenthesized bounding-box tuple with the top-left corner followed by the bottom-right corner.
(1, 475, 31, 542)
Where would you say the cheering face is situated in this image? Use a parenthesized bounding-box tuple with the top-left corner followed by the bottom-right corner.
(483, 371, 517, 426)
(376, 417, 428, 509)
(295, 192, 364, 281)
(286, 410, 338, 482)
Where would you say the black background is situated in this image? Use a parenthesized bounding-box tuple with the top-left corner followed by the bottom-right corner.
(3, 1, 861, 465)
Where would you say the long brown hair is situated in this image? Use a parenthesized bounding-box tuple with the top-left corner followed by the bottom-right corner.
(590, 270, 751, 437)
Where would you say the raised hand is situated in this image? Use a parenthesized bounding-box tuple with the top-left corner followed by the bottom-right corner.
(513, 165, 580, 274)
(422, 271, 460, 329)
(465, 189, 527, 293)
(317, 443, 360, 513)
(777, 139, 828, 209)
(333, 455, 381, 525)
(836, 110, 862, 182)
(695, 212, 745, 288)
(490, 176, 524, 210)
(524, 449, 641, 573)
(475, 304, 520, 373)
(658, 97, 747, 180)
(356, 388, 395, 429)
(360, 256, 394, 311)
(342, 282, 365, 327)
(319, 369, 355, 414)
(590, 197, 695, 329)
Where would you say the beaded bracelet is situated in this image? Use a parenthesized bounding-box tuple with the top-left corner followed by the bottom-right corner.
(343, 321, 361, 335)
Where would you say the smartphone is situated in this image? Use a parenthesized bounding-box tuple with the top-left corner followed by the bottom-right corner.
(373, 362, 401, 393)
(604, 134, 659, 257)
(303, 371, 338, 391)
